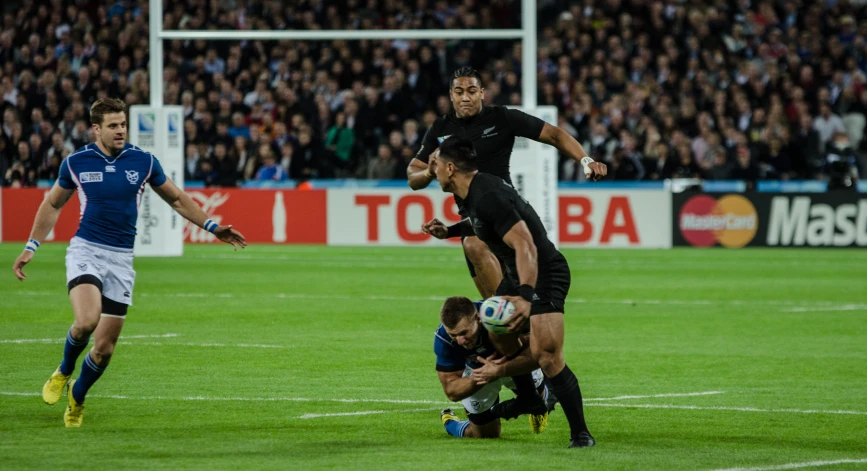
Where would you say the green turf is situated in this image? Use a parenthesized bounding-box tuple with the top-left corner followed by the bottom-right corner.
(1, 244, 866, 471)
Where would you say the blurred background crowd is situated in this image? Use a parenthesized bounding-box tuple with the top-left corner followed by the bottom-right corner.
(2, 0, 867, 188)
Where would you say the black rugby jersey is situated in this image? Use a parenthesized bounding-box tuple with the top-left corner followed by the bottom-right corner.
(415, 105, 546, 186)
(460, 173, 565, 284)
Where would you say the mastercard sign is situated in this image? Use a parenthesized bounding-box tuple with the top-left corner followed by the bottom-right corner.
(678, 194, 758, 247)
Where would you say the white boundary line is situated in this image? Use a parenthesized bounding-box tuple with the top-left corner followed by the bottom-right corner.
(12, 290, 866, 311)
(589, 403, 867, 416)
(707, 458, 867, 471)
(0, 390, 720, 405)
(297, 407, 442, 419)
(586, 391, 723, 402)
(0, 333, 179, 344)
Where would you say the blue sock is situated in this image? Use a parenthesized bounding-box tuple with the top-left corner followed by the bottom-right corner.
(444, 419, 470, 438)
(72, 351, 106, 404)
(59, 328, 90, 375)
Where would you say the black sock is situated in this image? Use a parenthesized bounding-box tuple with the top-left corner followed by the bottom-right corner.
(511, 373, 541, 400)
(547, 364, 590, 438)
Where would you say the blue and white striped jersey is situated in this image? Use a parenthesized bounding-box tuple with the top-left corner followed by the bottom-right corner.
(57, 143, 167, 249)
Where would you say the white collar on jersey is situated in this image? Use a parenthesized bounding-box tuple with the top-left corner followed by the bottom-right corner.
(92, 143, 128, 164)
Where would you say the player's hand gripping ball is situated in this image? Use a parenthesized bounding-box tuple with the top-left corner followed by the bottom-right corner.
(479, 296, 516, 334)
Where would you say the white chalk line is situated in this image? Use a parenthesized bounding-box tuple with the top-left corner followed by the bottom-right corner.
(0, 333, 290, 349)
(0, 390, 717, 406)
(588, 403, 867, 416)
(0, 333, 179, 344)
(12, 290, 864, 310)
(296, 407, 442, 419)
(585, 391, 723, 401)
(780, 305, 867, 313)
(707, 458, 867, 471)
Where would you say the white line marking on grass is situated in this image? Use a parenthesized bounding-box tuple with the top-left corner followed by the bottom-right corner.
(123, 342, 292, 349)
(587, 391, 723, 401)
(780, 305, 867, 313)
(589, 403, 867, 416)
(707, 458, 867, 471)
(14, 290, 863, 310)
(0, 391, 448, 405)
(0, 333, 179, 344)
(296, 407, 442, 419)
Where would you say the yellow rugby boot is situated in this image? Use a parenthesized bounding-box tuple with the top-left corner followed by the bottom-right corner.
(63, 380, 84, 427)
(42, 367, 71, 405)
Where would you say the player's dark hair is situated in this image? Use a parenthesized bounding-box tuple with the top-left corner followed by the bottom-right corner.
(90, 98, 126, 125)
(438, 137, 478, 173)
(451, 67, 483, 89)
(440, 296, 478, 328)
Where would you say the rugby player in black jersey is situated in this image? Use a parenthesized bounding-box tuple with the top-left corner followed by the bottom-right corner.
(422, 137, 595, 448)
(407, 67, 606, 299)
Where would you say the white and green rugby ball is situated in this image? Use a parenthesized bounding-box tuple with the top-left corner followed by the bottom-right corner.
(479, 296, 515, 334)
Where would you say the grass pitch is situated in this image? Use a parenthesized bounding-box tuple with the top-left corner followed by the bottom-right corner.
(1, 244, 866, 471)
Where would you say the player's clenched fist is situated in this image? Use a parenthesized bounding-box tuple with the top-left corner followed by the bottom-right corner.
(422, 218, 448, 239)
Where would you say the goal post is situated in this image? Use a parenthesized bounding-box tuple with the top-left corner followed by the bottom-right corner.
(141, 0, 553, 250)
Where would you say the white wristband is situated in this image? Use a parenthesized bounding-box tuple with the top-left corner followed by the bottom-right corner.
(580, 157, 594, 175)
(25, 238, 40, 252)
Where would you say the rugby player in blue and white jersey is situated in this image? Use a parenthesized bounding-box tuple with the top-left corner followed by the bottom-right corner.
(12, 98, 247, 427)
(434, 296, 555, 438)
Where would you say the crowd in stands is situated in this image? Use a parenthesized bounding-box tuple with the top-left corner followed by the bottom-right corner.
(2, 0, 867, 189)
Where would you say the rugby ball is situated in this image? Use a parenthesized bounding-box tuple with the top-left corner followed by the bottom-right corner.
(479, 296, 515, 334)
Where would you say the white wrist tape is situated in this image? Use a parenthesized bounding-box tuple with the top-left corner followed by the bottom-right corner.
(580, 157, 594, 175)
(25, 238, 40, 252)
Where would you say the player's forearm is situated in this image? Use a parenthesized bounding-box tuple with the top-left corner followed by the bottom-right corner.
(514, 240, 538, 288)
(407, 167, 434, 190)
(443, 376, 485, 402)
(170, 191, 211, 228)
(547, 126, 589, 161)
(27, 200, 63, 244)
(445, 219, 473, 239)
(499, 347, 539, 378)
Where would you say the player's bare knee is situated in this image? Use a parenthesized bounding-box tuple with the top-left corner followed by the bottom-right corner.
(91, 342, 115, 365)
(462, 237, 488, 264)
(72, 320, 98, 338)
(532, 344, 564, 375)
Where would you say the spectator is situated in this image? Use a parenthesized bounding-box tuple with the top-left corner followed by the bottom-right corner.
(813, 103, 846, 151)
(325, 111, 355, 175)
(730, 145, 762, 182)
(368, 144, 398, 180)
(254, 144, 287, 182)
(228, 112, 250, 140)
(184, 143, 201, 181)
(825, 131, 861, 190)
(211, 142, 239, 186)
(290, 128, 330, 180)
(706, 151, 734, 180)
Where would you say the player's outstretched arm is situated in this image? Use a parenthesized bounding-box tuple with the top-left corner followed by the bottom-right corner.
(536, 123, 607, 181)
(13, 183, 75, 281)
(151, 178, 247, 250)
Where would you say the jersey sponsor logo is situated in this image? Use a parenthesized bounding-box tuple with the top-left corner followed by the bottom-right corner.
(79, 172, 103, 183)
(123, 291, 130, 298)
(125, 170, 140, 184)
(77, 263, 88, 271)
(437, 135, 452, 144)
(105, 165, 116, 172)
